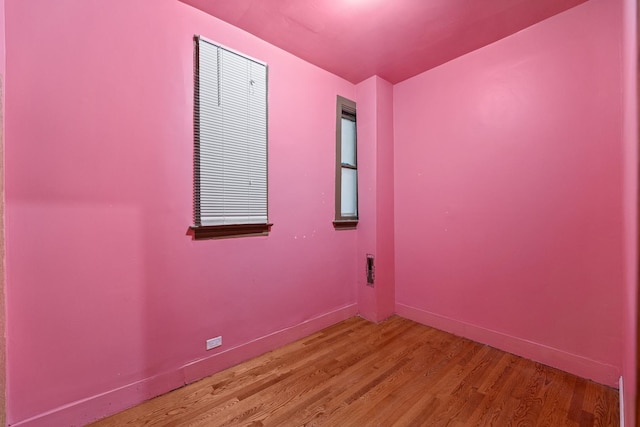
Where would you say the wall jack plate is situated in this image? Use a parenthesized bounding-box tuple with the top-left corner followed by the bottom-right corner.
(366, 254, 375, 286)
(206, 336, 222, 350)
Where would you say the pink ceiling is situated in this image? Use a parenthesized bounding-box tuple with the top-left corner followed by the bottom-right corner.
(180, 0, 589, 84)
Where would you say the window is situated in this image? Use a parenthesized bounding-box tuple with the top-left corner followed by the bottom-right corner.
(334, 96, 358, 229)
(191, 36, 270, 239)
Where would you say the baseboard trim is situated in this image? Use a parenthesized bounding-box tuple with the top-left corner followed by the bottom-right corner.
(181, 304, 358, 383)
(396, 303, 620, 387)
(10, 304, 358, 427)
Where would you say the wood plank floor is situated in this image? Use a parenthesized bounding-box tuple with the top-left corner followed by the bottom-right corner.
(90, 316, 619, 426)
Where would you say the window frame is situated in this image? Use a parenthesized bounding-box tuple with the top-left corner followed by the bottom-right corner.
(333, 95, 358, 229)
(190, 35, 271, 240)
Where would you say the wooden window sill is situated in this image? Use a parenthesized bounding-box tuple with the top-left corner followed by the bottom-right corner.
(333, 220, 358, 230)
(189, 223, 272, 240)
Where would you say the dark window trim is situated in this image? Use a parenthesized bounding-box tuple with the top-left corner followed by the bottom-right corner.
(334, 95, 358, 229)
(190, 223, 273, 240)
(333, 220, 358, 230)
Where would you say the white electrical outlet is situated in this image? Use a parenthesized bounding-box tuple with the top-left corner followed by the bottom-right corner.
(206, 336, 222, 350)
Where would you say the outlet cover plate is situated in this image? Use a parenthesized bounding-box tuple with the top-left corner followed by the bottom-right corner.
(206, 336, 222, 350)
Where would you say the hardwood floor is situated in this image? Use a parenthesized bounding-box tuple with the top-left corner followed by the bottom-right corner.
(90, 316, 619, 426)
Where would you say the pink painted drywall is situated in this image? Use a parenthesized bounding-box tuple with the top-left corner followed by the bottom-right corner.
(355, 76, 395, 323)
(180, 0, 590, 84)
(394, 0, 624, 386)
(621, 0, 638, 423)
(0, 0, 5, 425)
(374, 77, 395, 320)
(355, 77, 378, 321)
(4, 0, 357, 425)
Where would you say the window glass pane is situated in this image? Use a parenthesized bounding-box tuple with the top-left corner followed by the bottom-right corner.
(341, 118, 356, 166)
(341, 167, 357, 217)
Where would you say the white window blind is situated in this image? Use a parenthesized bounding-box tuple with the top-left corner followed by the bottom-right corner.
(194, 36, 268, 227)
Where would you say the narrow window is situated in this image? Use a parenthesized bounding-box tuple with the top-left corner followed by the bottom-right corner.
(191, 36, 270, 239)
(333, 96, 358, 229)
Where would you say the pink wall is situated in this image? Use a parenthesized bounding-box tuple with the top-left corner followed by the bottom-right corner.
(394, 0, 625, 386)
(374, 78, 395, 320)
(354, 78, 377, 320)
(621, 0, 638, 423)
(355, 76, 395, 322)
(3, 0, 636, 425)
(0, 0, 5, 424)
(4, 0, 358, 425)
